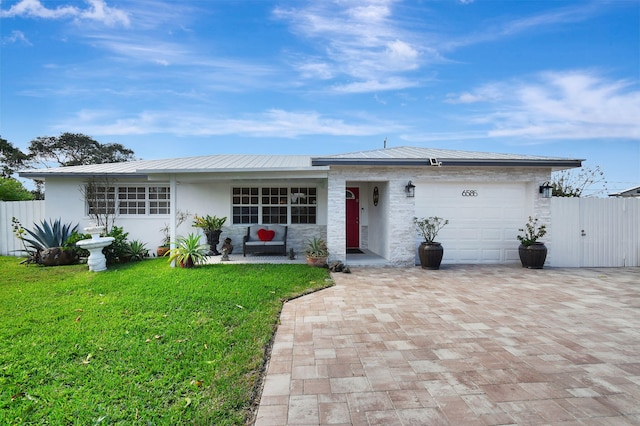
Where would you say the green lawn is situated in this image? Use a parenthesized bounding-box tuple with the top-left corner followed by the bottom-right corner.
(0, 257, 332, 425)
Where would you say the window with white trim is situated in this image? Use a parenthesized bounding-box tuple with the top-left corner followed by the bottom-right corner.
(232, 186, 317, 225)
(87, 185, 170, 216)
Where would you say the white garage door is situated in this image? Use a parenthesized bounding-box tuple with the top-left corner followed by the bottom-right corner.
(415, 182, 528, 264)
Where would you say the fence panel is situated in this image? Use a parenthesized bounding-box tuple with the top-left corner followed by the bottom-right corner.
(0, 200, 46, 256)
(551, 197, 640, 267)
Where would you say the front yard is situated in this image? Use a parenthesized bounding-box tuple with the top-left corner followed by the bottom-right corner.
(0, 257, 332, 425)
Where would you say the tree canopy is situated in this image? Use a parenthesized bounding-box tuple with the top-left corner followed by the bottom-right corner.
(0, 136, 30, 177)
(0, 177, 34, 201)
(551, 165, 608, 197)
(28, 133, 136, 167)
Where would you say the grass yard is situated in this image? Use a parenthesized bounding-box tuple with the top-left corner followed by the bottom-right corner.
(0, 257, 332, 425)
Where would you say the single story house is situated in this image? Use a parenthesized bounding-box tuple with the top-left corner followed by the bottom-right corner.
(20, 146, 582, 266)
(609, 185, 640, 198)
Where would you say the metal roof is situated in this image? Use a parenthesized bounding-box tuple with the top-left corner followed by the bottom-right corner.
(609, 185, 640, 197)
(19, 154, 319, 178)
(311, 146, 583, 168)
(19, 146, 583, 179)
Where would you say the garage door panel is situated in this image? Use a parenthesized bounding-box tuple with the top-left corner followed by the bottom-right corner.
(415, 182, 527, 264)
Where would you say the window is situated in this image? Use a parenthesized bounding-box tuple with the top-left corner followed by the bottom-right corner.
(149, 187, 170, 214)
(232, 186, 317, 225)
(118, 187, 146, 215)
(262, 187, 288, 224)
(232, 187, 259, 224)
(87, 186, 116, 216)
(291, 187, 317, 224)
(86, 185, 170, 216)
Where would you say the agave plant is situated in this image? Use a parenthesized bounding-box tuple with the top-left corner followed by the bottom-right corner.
(125, 239, 149, 262)
(20, 218, 79, 251)
(166, 233, 209, 268)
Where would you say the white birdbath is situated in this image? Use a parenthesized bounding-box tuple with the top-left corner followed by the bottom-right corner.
(76, 226, 115, 272)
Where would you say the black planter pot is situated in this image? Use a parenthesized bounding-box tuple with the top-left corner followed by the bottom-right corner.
(518, 242, 547, 269)
(418, 242, 444, 270)
(205, 230, 222, 255)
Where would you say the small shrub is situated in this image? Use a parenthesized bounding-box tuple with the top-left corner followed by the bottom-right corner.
(103, 226, 129, 265)
(125, 240, 149, 262)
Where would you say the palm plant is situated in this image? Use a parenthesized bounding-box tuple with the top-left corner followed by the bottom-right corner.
(166, 233, 209, 268)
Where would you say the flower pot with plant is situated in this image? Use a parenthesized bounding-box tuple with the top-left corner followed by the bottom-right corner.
(165, 233, 209, 268)
(517, 216, 547, 269)
(193, 214, 227, 255)
(157, 223, 171, 257)
(305, 237, 329, 267)
(414, 216, 449, 270)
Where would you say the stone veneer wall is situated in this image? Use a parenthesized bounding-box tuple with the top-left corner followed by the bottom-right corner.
(325, 166, 552, 266)
(218, 224, 326, 257)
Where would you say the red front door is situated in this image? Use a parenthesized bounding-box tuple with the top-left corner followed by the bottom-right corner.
(346, 187, 359, 248)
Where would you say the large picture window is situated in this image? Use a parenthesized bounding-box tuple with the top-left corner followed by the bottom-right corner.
(232, 186, 317, 225)
(87, 185, 170, 216)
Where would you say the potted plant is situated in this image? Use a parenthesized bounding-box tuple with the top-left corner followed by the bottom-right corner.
(157, 223, 171, 257)
(157, 210, 191, 257)
(517, 216, 547, 269)
(414, 216, 449, 270)
(165, 233, 209, 268)
(193, 214, 227, 255)
(305, 237, 329, 267)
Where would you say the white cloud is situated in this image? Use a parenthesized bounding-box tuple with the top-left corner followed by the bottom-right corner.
(2, 30, 32, 45)
(449, 71, 640, 140)
(274, 0, 425, 91)
(332, 77, 419, 94)
(1, 0, 129, 26)
(55, 109, 404, 138)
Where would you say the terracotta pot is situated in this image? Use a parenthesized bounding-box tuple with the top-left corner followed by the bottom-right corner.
(518, 243, 547, 269)
(180, 257, 195, 268)
(418, 242, 444, 270)
(306, 256, 328, 267)
(157, 246, 170, 257)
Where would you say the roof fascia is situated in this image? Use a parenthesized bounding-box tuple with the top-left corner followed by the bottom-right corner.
(18, 172, 147, 179)
(312, 158, 583, 168)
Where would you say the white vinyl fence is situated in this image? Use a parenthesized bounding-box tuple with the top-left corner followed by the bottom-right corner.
(550, 197, 640, 267)
(0, 200, 45, 256)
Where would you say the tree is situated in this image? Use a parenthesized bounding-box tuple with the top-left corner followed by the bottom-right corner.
(551, 165, 607, 197)
(0, 177, 34, 201)
(28, 133, 136, 167)
(0, 136, 31, 177)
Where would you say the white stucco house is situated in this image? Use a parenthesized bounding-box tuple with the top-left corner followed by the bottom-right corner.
(19, 146, 582, 266)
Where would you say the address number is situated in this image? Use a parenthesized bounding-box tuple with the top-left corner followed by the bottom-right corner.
(461, 190, 478, 197)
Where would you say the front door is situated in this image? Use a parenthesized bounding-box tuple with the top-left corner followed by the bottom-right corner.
(346, 187, 359, 248)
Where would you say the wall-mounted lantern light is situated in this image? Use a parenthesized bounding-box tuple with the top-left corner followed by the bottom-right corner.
(539, 182, 553, 198)
(405, 180, 416, 198)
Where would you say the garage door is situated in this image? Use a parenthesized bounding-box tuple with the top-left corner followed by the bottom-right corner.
(415, 182, 528, 264)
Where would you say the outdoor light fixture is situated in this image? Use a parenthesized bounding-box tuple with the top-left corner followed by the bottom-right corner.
(539, 182, 553, 198)
(405, 180, 416, 197)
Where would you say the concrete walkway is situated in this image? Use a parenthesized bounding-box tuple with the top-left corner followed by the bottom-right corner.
(253, 265, 640, 425)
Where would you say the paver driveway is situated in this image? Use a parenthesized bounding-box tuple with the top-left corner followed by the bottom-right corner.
(254, 265, 640, 425)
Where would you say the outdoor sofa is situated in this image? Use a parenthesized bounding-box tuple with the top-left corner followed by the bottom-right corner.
(243, 224, 288, 256)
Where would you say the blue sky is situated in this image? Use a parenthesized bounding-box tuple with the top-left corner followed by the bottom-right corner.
(1, 0, 639, 194)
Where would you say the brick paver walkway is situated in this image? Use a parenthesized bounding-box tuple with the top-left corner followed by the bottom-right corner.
(253, 265, 640, 425)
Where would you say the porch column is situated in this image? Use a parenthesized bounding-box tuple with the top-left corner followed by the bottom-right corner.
(389, 177, 416, 266)
(326, 175, 346, 262)
(169, 174, 177, 268)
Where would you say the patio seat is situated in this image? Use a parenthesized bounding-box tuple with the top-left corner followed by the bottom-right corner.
(243, 224, 288, 256)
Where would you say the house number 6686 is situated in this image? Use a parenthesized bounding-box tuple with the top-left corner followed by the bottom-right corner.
(461, 190, 478, 197)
